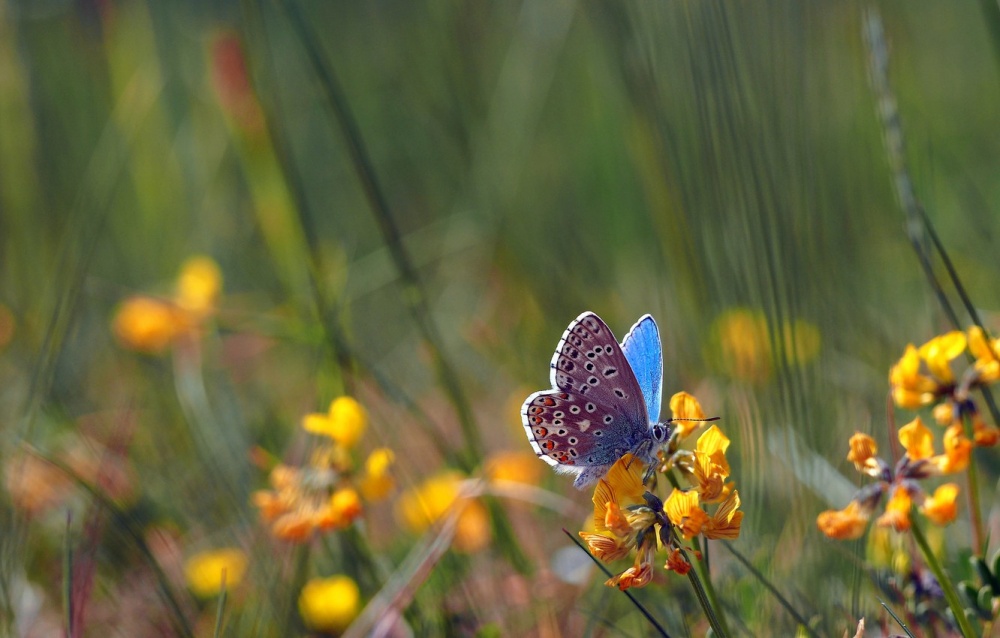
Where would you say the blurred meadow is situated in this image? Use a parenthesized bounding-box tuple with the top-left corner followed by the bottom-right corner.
(4, 0, 1000, 636)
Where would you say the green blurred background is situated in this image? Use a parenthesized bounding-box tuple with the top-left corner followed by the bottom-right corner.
(4, 0, 1000, 635)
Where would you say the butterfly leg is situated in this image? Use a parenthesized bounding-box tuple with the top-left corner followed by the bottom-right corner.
(573, 465, 612, 489)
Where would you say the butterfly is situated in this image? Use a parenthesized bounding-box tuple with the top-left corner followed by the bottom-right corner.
(522, 311, 669, 489)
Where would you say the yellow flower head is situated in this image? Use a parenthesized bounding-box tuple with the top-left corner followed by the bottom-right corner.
(175, 256, 222, 318)
(605, 540, 657, 590)
(669, 392, 707, 440)
(703, 490, 743, 540)
(969, 326, 1000, 385)
(920, 483, 960, 526)
(184, 548, 247, 599)
(918, 332, 966, 385)
(396, 471, 464, 533)
(486, 450, 544, 486)
(876, 487, 912, 532)
(898, 417, 934, 460)
(709, 308, 772, 383)
(664, 488, 709, 540)
(359, 448, 395, 501)
(253, 452, 364, 542)
(973, 414, 1000, 447)
(299, 575, 360, 632)
(303, 397, 368, 448)
(112, 297, 187, 354)
(933, 424, 972, 474)
(453, 499, 491, 553)
(691, 425, 733, 503)
(817, 501, 869, 540)
(846, 433, 881, 476)
(889, 344, 938, 409)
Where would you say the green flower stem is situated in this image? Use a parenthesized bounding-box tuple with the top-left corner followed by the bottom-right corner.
(681, 544, 728, 638)
(689, 538, 730, 637)
(910, 518, 976, 637)
(964, 416, 985, 555)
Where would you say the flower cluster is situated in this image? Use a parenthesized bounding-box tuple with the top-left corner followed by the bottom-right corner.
(817, 425, 961, 540)
(252, 396, 394, 542)
(890, 328, 1000, 447)
(579, 392, 743, 590)
(112, 256, 223, 354)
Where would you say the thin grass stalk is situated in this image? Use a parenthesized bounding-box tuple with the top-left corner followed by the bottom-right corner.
(278, 0, 484, 472)
(284, 545, 311, 634)
(878, 598, 917, 638)
(213, 578, 228, 638)
(561, 530, 672, 638)
(719, 542, 819, 638)
(910, 518, 976, 637)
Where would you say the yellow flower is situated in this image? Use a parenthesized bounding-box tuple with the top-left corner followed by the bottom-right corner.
(580, 454, 646, 560)
(889, 344, 938, 409)
(817, 501, 869, 540)
(846, 433, 881, 476)
(973, 414, 1000, 447)
(605, 541, 656, 590)
(920, 483, 960, 526)
(175, 255, 222, 318)
(708, 308, 772, 383)
(359, 448, 395, 501)
(303, 397, 368, 448)
(299, 575, 360, 632)
(669, 391, 707, 439)
(703, 490, 743, 540)
(969, 326, 1000, 384)
(453, 499, 491, 553)
(918, 332, 966, 385)
(396, 471, 464, 533)
(898, 417, 934, 460)
(664, 489, 709, 540)
(486, 450, 543, 486)
(690, 425, 733, 503)
(112, 297, 187, 354)
(933, 424, 972, 474)
(254, 449, 362, 542)
(184, 548, 247, 598)
(396, 470, 491, 551)
(876, 487, 912, 532)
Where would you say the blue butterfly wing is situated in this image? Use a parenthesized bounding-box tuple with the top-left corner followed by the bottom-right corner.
(621, 314, 663, 424)
(522, 312, 650, 487)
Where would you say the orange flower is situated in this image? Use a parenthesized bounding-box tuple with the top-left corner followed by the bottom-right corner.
(703, 490, 744, 540)
(605, 541, 656, 591)
(918, 332, 966, 385)
(898, 417, 934, 460)
(969, 326, 1000, 384)
(889, 344, 940, 409)
(920, 483, 959, 526)
(876, 487, 912, 532)
(690, 425, 733, 503)
(933, 424, 972, 474)
(817, 501, 869, 540)
(846, 433, 882, 476)
(664, 489, 709, 540)
(973, 415, 1000, 447)
(580, 454, 646, 560)
(112, 297, 188, 354)
(664, 547, 693, 575)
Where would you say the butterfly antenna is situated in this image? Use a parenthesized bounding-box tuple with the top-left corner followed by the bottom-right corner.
(669, 416, 720, 423)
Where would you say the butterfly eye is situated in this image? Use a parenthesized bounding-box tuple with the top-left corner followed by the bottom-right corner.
(650, 424, 668, 442)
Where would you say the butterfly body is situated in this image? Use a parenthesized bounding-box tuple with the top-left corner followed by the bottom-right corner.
(522, 312, 667, 489)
